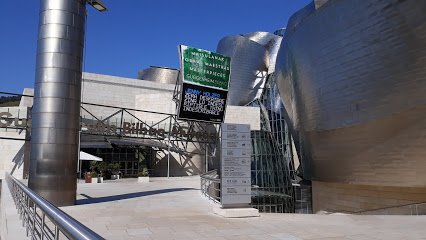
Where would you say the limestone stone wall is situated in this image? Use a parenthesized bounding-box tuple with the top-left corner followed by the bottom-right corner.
(134, 92, 175, 125)
(313, 181, 426, 214)
(5, 73, 263, 178)
(1, 180, 29, 239)
(0, 107, 28, 180)
(224, 106, 260, 130)
(81, 72, 175, 122)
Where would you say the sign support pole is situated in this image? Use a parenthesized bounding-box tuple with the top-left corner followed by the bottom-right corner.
(205, 143, 208, 173)
(167, 116, 172, 178)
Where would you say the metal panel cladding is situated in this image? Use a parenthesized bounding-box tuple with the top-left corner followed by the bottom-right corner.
(275, 0, 426, 188)
(137, 66, 179, 85)
(217, 36, 269, 106)
(243, 32, 283, 74)
(28, 0, 86, 206)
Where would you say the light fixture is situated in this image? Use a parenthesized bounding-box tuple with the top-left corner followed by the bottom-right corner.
(88, 0, 108, 12)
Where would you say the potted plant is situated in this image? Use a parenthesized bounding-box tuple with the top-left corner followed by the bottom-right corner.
(137, 167, 150, 183)
(97, 162, 108, 183)
(89, 161, 98, 183)
(90, 160, 97, 172)
(91, 172, 98, 183)
(109, 163, 121, 180)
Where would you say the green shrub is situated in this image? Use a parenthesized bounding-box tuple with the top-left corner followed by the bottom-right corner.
(108, 163, 120, 174)
(97, 162, 108, 177)
(90, 161, 98, 172)
(138, 168, 149, 177)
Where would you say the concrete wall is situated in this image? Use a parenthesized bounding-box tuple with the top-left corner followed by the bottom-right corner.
(1, 180, 29, 239)
(151, 143, 206, 177)
(224, 106, 260, 131)
(19, 88, 34, 107)
(3, 73, 263, 178)
(17, 73, 176, 122)
(0, 136, 25, 180)
(134, 92, 175, 125)
(132, 84, 261, 176)
(133, 84, 206, 176)
(81, 72, 175, 122)
(0, 107, 29, 180)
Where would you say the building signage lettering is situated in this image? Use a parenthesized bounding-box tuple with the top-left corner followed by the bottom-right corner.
(0, 112, 217, 141)
(82, 121, 217, 141)
(0, 112, 29, 128)
(178, 83, 228, 122)
(178, 45, 231, 123)
(0, 112, 217, 142)
(182, 46, 230, 90)
(220, 123, 252, 206)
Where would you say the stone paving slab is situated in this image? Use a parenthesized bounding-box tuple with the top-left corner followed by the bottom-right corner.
(60, 177, 426, 240)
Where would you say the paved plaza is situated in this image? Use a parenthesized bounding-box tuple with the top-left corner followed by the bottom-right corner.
(58, 177, 426, 240)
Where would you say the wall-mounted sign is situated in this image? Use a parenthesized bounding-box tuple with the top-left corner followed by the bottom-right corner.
(181, 45, 231, 90)
(177, 45, 231, 123)
(178, 83, 228, 123)
(81, 120, 217, 142)
(220, 123, 252, 207)
(0, 112, 30, 128)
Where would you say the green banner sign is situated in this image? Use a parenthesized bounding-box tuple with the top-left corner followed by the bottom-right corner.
(180, 45, 231, 91)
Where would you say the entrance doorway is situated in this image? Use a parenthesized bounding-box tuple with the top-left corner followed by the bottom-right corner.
(81, 146, 154, 178)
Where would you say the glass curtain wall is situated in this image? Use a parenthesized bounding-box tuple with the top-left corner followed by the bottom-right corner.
(81, 146, 153, 177)
(248, 74, 295, 213)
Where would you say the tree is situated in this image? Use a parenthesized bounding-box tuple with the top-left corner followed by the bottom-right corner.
(90, 161, 98, 173)
(109, 163, 120, 175)
(97, 162, 108, 177)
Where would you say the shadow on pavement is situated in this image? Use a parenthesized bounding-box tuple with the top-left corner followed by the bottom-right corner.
(76, 188, 195, 205)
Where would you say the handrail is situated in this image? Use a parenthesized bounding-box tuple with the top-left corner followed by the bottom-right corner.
(6, 173, 104, 240)
(200, 170, 220, 182)
(200, 170, 221, 204)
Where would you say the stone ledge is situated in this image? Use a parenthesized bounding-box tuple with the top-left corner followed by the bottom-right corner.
(213, 207, 260, 218)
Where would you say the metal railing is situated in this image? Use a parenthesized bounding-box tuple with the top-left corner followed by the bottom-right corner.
(200, 170, 221, 204)
(6, 173, 104, 240)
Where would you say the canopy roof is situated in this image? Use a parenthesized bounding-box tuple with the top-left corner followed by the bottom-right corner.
(80, 151, 102, 161)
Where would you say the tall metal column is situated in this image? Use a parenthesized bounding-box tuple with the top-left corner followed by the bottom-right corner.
(28, 0, 87, 206)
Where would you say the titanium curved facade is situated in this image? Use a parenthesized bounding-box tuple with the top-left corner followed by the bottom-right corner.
(243, 32, 282, 74)
(217, 32, 298, 213)
(216, 36, 269, 106)
(276, 0, 426, 213)
(28, 0, 86, 206)
(137, 66, 179, 85)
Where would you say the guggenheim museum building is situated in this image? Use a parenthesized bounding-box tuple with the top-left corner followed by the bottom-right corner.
(0, 0, 425, 214)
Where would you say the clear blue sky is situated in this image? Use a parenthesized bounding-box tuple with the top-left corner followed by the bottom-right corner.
(0, 0, 311, 94)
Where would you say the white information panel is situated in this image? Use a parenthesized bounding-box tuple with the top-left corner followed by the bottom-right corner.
(221, 123, 251, 206)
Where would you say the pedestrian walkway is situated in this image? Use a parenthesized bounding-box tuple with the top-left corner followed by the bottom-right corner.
(60, 177, 426, 240)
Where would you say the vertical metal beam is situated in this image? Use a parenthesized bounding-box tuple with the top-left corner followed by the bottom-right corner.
(23, 107, 32, 179)
(77, 130, 82, 181)
(28, 0, 87, 206)
(205, 143, 208, 173)
(167, 116, 172, 178)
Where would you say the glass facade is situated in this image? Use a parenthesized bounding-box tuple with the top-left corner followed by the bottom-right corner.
(81, 146, 154, 177)
(248, 74, 296, 213)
